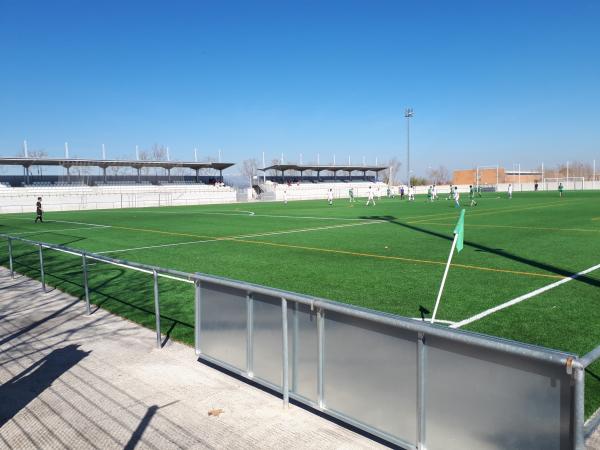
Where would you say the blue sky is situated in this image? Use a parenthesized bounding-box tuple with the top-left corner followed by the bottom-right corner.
(1, 0, 599, 176)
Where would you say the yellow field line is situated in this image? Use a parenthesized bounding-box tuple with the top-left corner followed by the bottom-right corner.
(415, 222, 600, 233)
(228, 238, 564, 280)
(104, 223, 564, 280)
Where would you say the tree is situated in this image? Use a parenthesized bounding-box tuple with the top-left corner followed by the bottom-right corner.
(381, 158, 402, 185)
(16, 148, 48, 176)
(426, 165, 450, 184)
(241, 158, 259, 185)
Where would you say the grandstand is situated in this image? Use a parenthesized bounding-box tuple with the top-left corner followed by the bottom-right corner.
(0, 157, 233, 186)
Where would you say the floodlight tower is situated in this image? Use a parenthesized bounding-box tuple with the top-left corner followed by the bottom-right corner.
(405, 108, 414, 186)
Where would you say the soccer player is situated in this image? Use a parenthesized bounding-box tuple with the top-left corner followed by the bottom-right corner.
(327, 188, 334, 206)
(409, 185, 415, 201)
(432, 184, 437, 200)
(507, 184, 513, 199)
(427, 186, 432, 202)
(558, 182, 564, 197)
(447, 185, 454, 200)
(477, 185, 483, 197)
(283, 189, 288, 204)
(387, 186, 391, 198)
(35, 197, 44, 223)
(469, 185, 478, 206)
(400, 185, 405, 200)
(366, 186, 376, 206)
(453, 186, 460, 208)
(349, 187, 355, 202)
(376, 186, 381, 201)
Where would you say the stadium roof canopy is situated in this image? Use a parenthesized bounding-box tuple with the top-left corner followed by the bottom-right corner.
(260, 164, 387, 173)
(0, 157, 233, 171)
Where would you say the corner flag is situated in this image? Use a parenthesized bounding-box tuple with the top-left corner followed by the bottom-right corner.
(430, 209, 466, 324)
(454, 209, 465, 253)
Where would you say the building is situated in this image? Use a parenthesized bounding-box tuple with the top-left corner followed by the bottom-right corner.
(452, 167, 542, 186)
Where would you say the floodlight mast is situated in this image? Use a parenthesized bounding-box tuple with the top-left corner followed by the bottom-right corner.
(405, 108, 414, 186)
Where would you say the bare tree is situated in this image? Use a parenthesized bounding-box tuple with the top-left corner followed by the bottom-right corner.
(269, 158, 279, 177)
(426, 165, 450, 184)
(381, 158, 402, 185)
(241, 158, 259, 185)
(17, 149, 49, 176)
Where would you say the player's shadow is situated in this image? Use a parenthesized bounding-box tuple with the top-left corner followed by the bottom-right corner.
(360, 215, 600, 289)
(0, 344, 90, 428)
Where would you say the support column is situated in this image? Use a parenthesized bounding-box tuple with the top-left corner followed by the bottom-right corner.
(167, 168, 171, 183)
(103, 167, 107, 183)
(137, 167, 141, 184)
(66, 166, 71, 184)
(220, 169, 223, 183)
(195, 168, 199, 183)
(281, 297, 289, 408)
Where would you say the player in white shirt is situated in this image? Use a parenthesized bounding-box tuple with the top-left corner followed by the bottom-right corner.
(408, 186, 415, 201)
(432, 184, 437, 200)
(283, 189, 288, 204)
(327, 188, 334, 206)
(453, 186, 460, 208)
(366, 186, 376, 206)
(507, 184, 513, 199)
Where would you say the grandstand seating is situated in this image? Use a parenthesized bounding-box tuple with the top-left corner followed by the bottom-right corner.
(0, 184, 236, 213)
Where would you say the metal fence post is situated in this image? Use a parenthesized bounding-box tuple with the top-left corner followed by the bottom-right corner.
(281, 297, 289, 408)
(194, 278, 201, 355)
(246, 292, 254, 377)
(82, 253, 91, 315)
(153, 270, 161, 349)
(38, 244, 46, 292)
(8, 238, 14, 278)
(292, 301, 299, 394)
(573, 364, 585, 450)
(417, 332, 427, 450)
(317, 307, 325, 409)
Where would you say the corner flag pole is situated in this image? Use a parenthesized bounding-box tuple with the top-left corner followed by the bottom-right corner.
(431, 209, 465, 324)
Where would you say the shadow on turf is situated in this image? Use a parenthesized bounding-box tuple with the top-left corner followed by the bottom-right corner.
(361, 215, 600, 289)
(4, 254, 194, 348)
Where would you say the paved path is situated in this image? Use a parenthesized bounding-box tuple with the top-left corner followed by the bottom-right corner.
(0, 268, 383, 449)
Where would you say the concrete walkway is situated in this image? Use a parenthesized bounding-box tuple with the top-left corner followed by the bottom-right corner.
(0, 268, 383, 449)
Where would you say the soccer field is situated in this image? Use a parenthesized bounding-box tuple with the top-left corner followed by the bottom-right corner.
(2, 190, 600, 417)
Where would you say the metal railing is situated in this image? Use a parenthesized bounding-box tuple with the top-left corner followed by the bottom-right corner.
(2, 232, 599, 450)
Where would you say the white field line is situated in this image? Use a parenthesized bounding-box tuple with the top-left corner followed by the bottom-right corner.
(96, 220, 385, 255)
(143, 209, 371, 222)
(11, 226, 110, 236)
(13, 217, 111, 228)
(450, 262, 600, 329)
(411, 317, 455, 325)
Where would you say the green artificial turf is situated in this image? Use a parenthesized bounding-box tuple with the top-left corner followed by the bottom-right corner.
(1, 190, 599, 416)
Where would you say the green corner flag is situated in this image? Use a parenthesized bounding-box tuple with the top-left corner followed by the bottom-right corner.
(453, 209, 465, 253)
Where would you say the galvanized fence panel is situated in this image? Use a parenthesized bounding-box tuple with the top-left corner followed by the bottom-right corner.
(425, 335, 572, 450)
(323, 310, 419, 445)
(199, 282, 247, 370)
(1, 233, 597, 450)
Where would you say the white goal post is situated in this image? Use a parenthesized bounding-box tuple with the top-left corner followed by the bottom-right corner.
(542, 177, 585, 191)
(476, 165, 499, 191)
